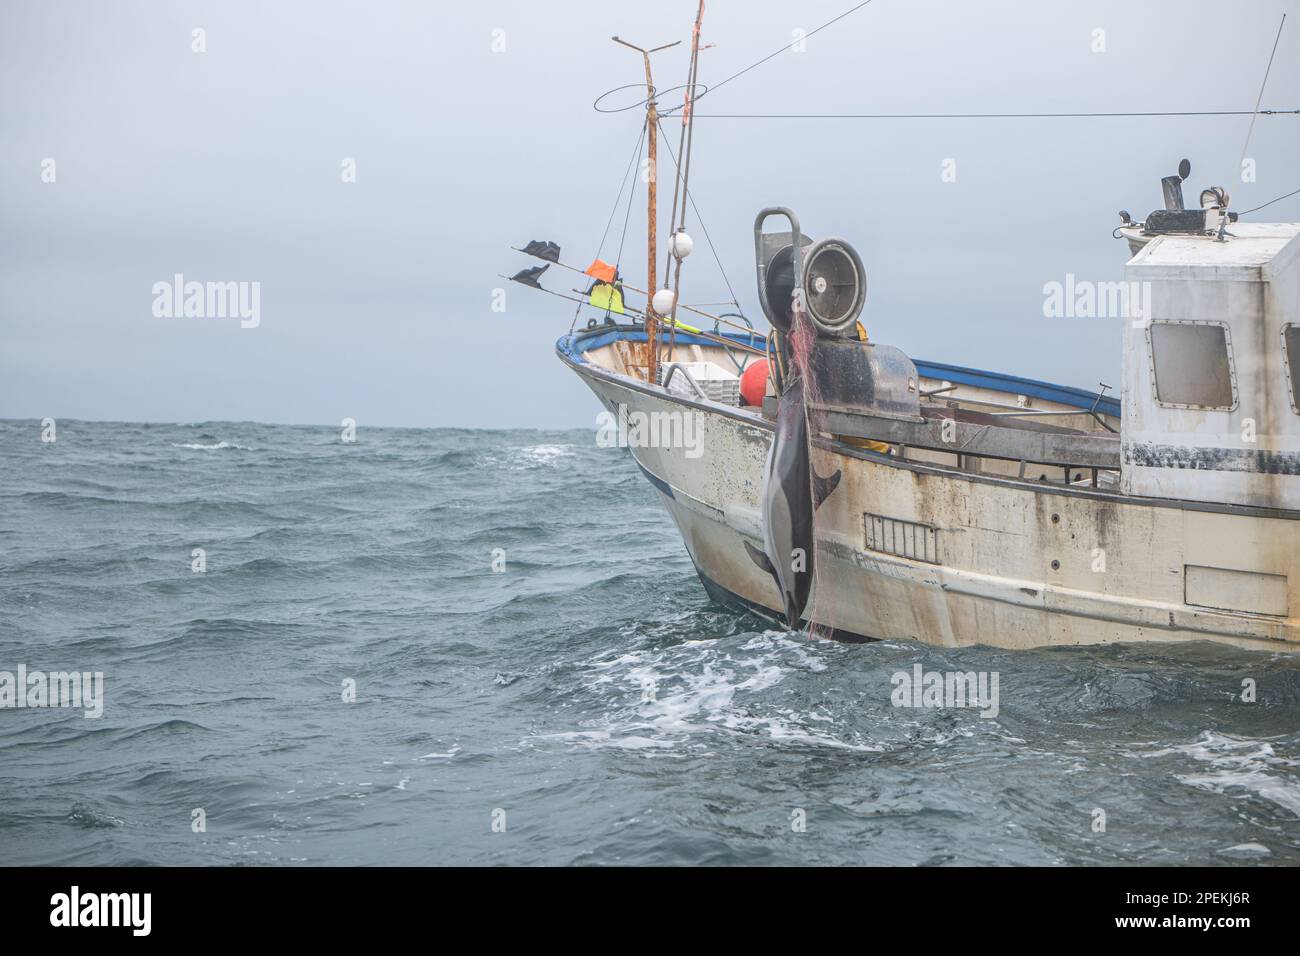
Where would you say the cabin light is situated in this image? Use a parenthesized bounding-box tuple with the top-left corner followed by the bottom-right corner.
(652, 288, 677, 314)
(669, 231, 694, 260)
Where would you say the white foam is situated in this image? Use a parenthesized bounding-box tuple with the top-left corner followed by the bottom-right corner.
(1133, 731, 1300, 818)
(1180, 770, 1300, 816)
(172, 441, 247, 451)
(534, 629, 876, 753)
(414, 745, 461, 762)
(533, 730, 677, 751)
(514, 443, 576, 466)
(1219, 842, 1271, 856)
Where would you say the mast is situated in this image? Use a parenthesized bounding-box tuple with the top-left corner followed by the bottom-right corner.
(665, 0, 706, 364)
(613, 36, 680, 384)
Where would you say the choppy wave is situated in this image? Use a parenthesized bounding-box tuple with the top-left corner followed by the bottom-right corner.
(1, 418, 1298, 865)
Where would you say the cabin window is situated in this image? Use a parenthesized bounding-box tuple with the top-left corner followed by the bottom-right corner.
(1284, 324, 1300, 414)
(1147, 320, 1237, 410)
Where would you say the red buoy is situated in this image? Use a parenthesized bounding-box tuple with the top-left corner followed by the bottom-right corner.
(740, 359, 770, 407)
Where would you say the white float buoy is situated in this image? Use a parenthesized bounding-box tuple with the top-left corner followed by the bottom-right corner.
(652, 288, 676, 315)
(669, 231, 694, 260)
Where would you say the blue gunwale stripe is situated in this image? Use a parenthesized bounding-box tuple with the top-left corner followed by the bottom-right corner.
(558, 326, 1121, 418)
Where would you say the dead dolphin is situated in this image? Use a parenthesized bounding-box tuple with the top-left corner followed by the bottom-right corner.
(744, 373, 841, 627)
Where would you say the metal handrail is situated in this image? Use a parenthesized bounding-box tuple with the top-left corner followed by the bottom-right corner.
(754, 207, 803, 330)
(660, 363, 710, 400)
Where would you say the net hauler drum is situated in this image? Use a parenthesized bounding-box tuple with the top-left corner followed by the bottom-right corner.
(754, 207, 867, 338)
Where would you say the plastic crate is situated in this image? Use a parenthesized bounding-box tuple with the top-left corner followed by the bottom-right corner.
(657, 361, 741, 406)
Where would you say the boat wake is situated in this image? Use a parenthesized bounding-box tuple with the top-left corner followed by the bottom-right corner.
(530, 629, 881, 753)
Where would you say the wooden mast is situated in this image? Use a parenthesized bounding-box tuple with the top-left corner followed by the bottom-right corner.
(613, 36, 679, 384)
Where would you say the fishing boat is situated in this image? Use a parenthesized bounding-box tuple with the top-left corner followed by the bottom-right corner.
(511, 7, 1300, 652)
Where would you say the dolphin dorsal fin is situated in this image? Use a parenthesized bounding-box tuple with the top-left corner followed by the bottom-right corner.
(744, 540, 778, 579)
(813, 468, 842, 510)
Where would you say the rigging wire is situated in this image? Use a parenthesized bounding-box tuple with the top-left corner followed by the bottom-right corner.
(1238, 186, 1300, 216)
(640, 0, 1295, 122)
(682, 108, 1300, 119)
(594, 117, 649, 261)
(648, 0, 1297, 123)
(615, 123, 646, 276)
(578, 0, 1300, 336)
(606, 121, 646, 323)
(657, 117, 742, 315)
(1239, 13, 1288, 180)
(574, 117, 647, 332)
(660, 0, 879, 117)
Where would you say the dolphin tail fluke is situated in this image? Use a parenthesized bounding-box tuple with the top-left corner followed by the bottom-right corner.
(744, 539, 777, 578)
(744, 541, 800, 628)
(812, 468, 842, 510)
(782, 593, 802, 630)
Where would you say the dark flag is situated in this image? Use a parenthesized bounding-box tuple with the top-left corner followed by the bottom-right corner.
(510, 264, 549, 288)
(521, 240, 561, 263)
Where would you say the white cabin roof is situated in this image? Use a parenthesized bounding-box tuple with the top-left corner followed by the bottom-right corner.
(1129, 223, 1300, 280)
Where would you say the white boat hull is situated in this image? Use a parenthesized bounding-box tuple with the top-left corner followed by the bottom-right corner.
(567, 346, 1300, 652)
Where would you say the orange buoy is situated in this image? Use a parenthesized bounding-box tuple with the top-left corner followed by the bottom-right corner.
(740, 359, 770, 407)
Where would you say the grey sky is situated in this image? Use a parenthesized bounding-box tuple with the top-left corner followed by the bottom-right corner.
(2, 0, 1297, 429)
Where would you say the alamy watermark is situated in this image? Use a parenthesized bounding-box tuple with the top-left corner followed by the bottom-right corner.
(890, 664, 999, 718)
(50, 886, 150, 936)
(1042, 274, 1150, 323)
(152, 274, 260, 328)
(596, 403, 704, 459)
(0, 665, 104, 718)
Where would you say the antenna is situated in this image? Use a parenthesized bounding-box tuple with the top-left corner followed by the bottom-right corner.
(612, 36, 681, 385)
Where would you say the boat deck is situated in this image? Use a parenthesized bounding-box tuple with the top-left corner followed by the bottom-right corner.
(560, 324, 1122, 489)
